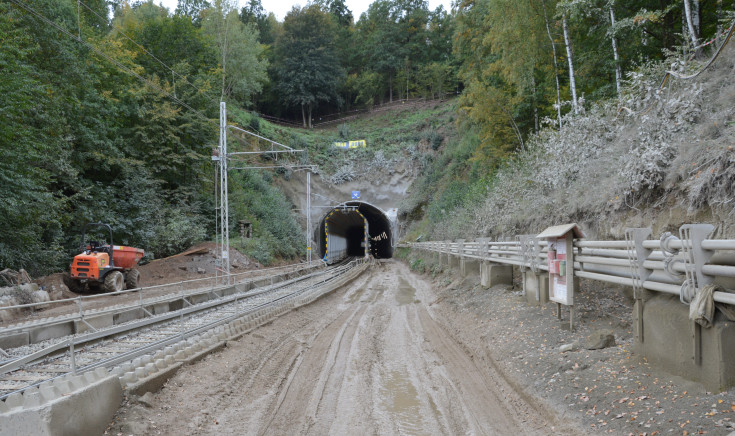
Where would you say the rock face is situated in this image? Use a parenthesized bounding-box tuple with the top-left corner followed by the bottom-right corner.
(584, 330, 616, 350)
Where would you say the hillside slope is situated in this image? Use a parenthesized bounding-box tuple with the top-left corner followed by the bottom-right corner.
(402, 42, 735, 241)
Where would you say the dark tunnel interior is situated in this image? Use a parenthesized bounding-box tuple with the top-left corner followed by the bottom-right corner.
(316, 201, 394, 261)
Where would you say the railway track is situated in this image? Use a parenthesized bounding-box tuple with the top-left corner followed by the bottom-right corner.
(0, 259, 368, 400)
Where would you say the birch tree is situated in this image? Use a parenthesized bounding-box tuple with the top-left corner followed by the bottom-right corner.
(561, 13, 578, 114)
(541, 0, 563, 128)
(683, 0, 701, 48)
(608, 1, 622, 96)
(202, 0, 268, 103)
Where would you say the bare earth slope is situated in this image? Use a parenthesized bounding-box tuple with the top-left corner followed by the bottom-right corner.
(107, 261, 576, 435)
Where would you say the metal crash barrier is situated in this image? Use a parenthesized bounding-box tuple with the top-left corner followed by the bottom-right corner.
(405, 223, 735, 309)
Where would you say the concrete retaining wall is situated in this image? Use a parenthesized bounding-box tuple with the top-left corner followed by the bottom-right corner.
(480, 262, 513, 288)
(634, 294, 735, 392)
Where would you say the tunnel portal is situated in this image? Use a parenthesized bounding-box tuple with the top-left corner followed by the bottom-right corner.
(316, 201, 394, 263)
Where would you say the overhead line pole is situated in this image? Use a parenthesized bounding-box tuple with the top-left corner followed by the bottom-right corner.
(307, 171, 312, 264)
(219, 102, 230, 284)
(217, 102, 311, 283)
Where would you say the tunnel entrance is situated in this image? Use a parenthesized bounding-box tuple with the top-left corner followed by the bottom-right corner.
(316, 201, 394, 262)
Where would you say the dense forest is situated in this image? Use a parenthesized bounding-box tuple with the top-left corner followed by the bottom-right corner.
(1, 0, 733, 275)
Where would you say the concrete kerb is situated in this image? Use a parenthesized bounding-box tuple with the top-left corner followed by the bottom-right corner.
(1, 367, 122, 436)
(22, 261, 370, 420)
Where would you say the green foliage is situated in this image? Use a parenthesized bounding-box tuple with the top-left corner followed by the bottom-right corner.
(228, 170, 304, 263)
(274, 4, 345, 127)
(147, 208, 208, 258)
(423, 129, 443, 150)
(0, 0, 294, 276)
(201, 0, 268, 102)
(410, 258, 426, 273)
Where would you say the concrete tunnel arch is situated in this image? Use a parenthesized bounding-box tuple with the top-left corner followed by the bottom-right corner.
(315, 201, 395, 261)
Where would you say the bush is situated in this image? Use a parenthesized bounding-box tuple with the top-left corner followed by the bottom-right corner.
(410, 258, 426, 273)
(424, 129, 443, 150)
(249, 112, 261, 132)
(338, 123, 350, 139)
(147, 208, 207, 258)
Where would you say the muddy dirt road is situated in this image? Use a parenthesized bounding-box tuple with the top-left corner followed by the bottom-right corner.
(108, 260, 572, 435)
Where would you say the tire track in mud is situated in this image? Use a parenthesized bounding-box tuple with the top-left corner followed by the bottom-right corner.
(109, 261, 571, 435)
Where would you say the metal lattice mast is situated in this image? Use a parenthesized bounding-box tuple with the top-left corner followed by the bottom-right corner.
(219, 102, 231, 284)
(307, 171, 312, 264)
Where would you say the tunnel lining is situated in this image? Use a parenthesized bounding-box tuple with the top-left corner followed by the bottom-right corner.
(317, 201, 393, 261)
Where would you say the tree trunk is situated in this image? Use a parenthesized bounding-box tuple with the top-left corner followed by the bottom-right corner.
(542, 0, 563, 128)
(692, 0, 700, 37)
(532, 73, 539, 133)
(389, 73, 393, 103)
(301, 103, 307, 128)
(307, 103, 313, 129)
(609, 5, 622, 97)
(562, 14, 579, 115)
(683, 0, 700, 48)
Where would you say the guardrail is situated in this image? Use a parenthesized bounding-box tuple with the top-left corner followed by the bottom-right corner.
(404, 224, 735, 307)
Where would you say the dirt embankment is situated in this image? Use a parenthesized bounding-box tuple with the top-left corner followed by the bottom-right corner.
(107, 260, 578, 435)
(424, 261, 735, 435)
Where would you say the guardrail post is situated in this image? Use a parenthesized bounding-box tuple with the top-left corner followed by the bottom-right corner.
(458, 239, 466, 275)
(679, 224, 715, 366)
(625, 228, 653, 343)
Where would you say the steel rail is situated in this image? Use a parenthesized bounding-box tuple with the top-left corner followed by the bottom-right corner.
(0, 262, 313, 313)
(0, 265, 340, 376)
(0, 264, 320, 343)
(0, 260, 364, 400)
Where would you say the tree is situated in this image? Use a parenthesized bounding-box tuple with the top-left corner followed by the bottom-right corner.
(356, 0, 431, 102)
(240, 0, 276, 44)
(275, 5, 344, 127)
(176, 0, 210, 23)
(202, 0, 268, 103)
(326, 0, 353, 26)
(561, 12, 578, 114)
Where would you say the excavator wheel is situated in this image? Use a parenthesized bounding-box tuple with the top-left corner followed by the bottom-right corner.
(62, 273, 86, 294)
(125, 269, 141, 289)
(103, 271, 124, 293)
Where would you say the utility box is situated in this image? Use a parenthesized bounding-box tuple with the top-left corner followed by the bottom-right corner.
(537, 223, 584, 308)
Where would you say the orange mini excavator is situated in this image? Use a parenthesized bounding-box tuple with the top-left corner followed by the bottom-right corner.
(62, 222, 144, 293)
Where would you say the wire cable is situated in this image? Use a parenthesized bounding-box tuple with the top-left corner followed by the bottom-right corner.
(659, 21, 735, 87)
